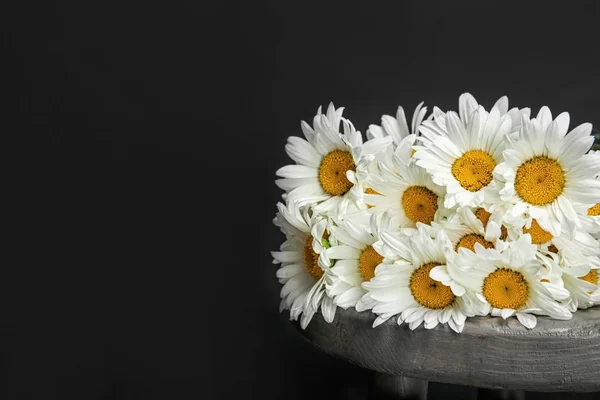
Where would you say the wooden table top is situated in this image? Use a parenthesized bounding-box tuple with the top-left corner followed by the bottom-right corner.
(295, 307, 600, 392)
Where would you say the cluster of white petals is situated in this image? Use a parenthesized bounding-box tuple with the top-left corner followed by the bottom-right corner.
(272, 94, 600, 332)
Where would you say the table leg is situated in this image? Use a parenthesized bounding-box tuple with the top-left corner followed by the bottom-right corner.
(370, 372, 428, 400)
(477, 388, 526, 399)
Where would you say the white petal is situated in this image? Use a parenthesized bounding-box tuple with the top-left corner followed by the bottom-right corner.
(321, 296, 337, 323)
(285, 136, 322, 167)
(326, 245, 361, 260)
(515, 312, 537, 329)
(500, 308, 515, 319)
(276, 165, 318, 178)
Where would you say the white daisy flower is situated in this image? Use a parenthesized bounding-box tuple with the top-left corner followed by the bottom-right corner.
(495, 107, 600, 236)
(535, 249, 600, 312)
(353, 103, 428, 210)
(424, 206, 507, 254)
(271, 202, 335, 329)
(472, 205, 513, 241)
(533, 221, 600, 311)
(576, 159, 600, 234)
(357, 226, 485, 333)
(508, 218, 600, 271)
(444, 235, 572, 329)
(423, 93, 530, 138)
(513, 225, 600, 312)
(364, 135, 447, 231)
(414, 102, 514, 209)
(560, 264, 600, 311)
(320, 212, 396, 309)
(580, 206, 600, 235)
(275, 103, 391, 219)
(526, 252, 570, 302)
(366, 102, 428, 146)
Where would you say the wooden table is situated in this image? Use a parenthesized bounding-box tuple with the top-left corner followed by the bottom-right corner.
(295, 307, 600, 399)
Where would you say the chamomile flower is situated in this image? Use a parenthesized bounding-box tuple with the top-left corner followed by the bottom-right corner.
(496, 107, 600, 236)
(510, 218, 600, 271)
(275, 103, 390, 219)
(427, 207, 504, 252)
(414, 101, 513, 209)
(271, 96, 600, 334)
(271, 202, 334, 329)
(536, 248, 600, 312)
(423, 93, 530, 138)
(357, 227, 484, 333)
(577, 161, 600, 234)
(579, 209, 600, 238)
(320, 212, 396, 309)
(355, 103, 428, 208)
(364, 135, 446, 231)
(560, 264, 600, 311)
(366, 102, 428, 146)
(445, 235, 572, 329)
(533, 224, 600, 311)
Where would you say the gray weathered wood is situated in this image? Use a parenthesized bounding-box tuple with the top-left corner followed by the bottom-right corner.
(294, 307, 600, 392)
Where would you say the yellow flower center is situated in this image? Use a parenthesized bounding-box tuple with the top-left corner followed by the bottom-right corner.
(588, 203, 600, 216)
(580, 269, 598, 286)
(514, 156, 565, 206)
(410, 262, 455, 309)
(303, 237, 323, 280)
(358, 245, 383, 282)
(474, 207, 507, 240)
(401, 186, 438, 225)
(474, 207, 492, 226)
(364, 187, 380, 209)
(483, 268, 529, 310)
(410, 148, 416, 157)
(455, 233, 495, 253)
(451, 150, 496, 192)
(318, 150, 356, 196)
(523, 219, 553, 245)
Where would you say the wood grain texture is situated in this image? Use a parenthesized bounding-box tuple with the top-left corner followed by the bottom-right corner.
(295, 307, 600, 392)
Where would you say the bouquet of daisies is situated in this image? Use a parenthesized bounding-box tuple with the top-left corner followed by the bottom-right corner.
(271, 93, 600, 333)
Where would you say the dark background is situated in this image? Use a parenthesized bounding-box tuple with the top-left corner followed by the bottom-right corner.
(2, 0, 600, 399)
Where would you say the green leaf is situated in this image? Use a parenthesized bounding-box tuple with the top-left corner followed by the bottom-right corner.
(320, 237, 335, 267)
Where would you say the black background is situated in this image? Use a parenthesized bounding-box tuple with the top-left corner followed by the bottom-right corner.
(3, 0, 600, 399)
